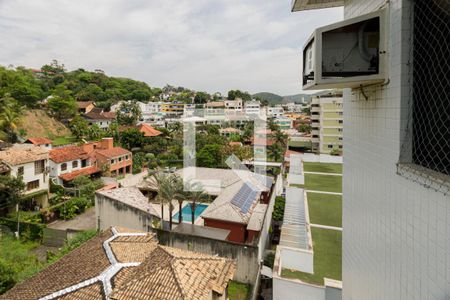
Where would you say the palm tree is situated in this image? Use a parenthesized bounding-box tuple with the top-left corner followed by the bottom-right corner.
(154, 172, 183, 230)
(272, 130, 288, 148)
(0, 107, 22, 143)
(183, 182, 208, 225)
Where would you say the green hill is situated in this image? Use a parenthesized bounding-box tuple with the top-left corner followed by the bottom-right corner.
(253, 92, 283, 105)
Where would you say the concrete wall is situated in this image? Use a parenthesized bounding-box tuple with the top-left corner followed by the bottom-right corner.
(95, 193, 153, 232)
(155, 229, 259, 284)
(342, 1, 450, 299)
(279, 246, 314, 274)
(273, 276, 325, 300)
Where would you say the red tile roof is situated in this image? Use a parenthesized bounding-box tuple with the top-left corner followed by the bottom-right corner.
(138, 124, 162, 137)
(251, 137, 274, 146)
(83, 109, 116, 120)
(26, 138, 52, 145)
(77, 101, 94, 109)
(59, 166, 101, 181)
(50, 146, 89, 163)
(95, 147, 131, 159)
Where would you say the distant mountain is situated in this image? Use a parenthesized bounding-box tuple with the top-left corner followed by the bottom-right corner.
(253, 92, 283, 105)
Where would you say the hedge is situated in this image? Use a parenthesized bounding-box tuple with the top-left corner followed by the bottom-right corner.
(0, 217, 46, 241)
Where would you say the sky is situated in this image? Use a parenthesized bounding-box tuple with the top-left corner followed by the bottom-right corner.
(0, 0, 343, 95)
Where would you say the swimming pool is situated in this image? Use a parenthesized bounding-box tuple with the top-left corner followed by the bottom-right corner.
(172, 203, 208, 223)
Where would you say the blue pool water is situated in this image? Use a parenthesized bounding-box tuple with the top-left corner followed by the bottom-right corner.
(172, 203, 208, 223)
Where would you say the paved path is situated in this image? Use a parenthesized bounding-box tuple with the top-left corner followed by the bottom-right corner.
(310, 223, 343, 231)
(306, 190, 343, 195)
(303, 171, 342, 176)
(48, 207, 96, 231)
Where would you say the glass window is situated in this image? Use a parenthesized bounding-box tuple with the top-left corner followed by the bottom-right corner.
(61, 163, 67, 171)
(35, 160, 45, 175)
(27, 180, 39, 191)
(18, 166, 24, 176)
(72, 161, 78, 168)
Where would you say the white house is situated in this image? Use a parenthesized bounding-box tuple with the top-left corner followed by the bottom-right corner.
(24, 138, 53, 150)
(224, 98, 243, 112)
(0, 144, 50, 208)
(49, 143, 101, 186)
(83, 108, 116, 130)
(267, 105, 284, 118)
(244, 100, 261, 116)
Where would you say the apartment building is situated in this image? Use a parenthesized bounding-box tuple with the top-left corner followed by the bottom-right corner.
(292, 1, 450, 300)
(160, 101, 185, 116)
(244, 100, 261, 116)
(310, 92, 343, 154)
(224, 98, 243, 113)
(0, 144, 50, 208)
(267, 105, 284, 118)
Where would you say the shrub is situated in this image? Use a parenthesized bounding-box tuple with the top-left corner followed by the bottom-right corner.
(0, 259, 16, 294)
(272, 196, 286, 222)
(0, 217, 45, 241)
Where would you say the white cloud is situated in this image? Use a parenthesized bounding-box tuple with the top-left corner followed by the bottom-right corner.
(0, 0, 342, 95)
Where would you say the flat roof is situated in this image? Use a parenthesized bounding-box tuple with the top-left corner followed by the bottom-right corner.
(172, 223, 230, 241)
(291, 0, 343, 12)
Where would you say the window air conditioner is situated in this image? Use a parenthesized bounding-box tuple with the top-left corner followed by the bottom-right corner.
(302, 8, 388, 90)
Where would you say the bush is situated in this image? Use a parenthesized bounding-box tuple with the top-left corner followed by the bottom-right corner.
(0, 259, 16, 294)
(46, 197, 90, 220)
(0, 217, 45, 241)
(49, 180, 64, 194)
(272, 196, 286, 222)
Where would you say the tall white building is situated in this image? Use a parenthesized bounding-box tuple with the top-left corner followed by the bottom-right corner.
(267, 106, 284, 118)
(244, 100, 261, 116)
(293, 1, 450, 300)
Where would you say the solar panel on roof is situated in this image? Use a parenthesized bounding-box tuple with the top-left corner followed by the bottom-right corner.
(231, 184, 258, 214)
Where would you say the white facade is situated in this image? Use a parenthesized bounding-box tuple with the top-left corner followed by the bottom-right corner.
(92, 119, 113, 130)
(49, 158, 91, 185)
(284, 102, 304, 113)
(267, 106, 284, 118)
(244, 100, 261, 115)
(339, 1, 449, 299)
(224, 98, 243, 112)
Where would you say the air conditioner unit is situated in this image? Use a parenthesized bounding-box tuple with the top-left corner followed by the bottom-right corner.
(302, 8, 388, 90)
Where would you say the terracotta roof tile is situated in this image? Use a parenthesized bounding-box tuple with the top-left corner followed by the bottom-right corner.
(139, 124, 162, 137)
(1, 228, 235, 300)
(77, 101, 94, 109)
(109, 246, 236, 300)
(59, 166, 101, 181)
(50, 146, 89, 163)
(84, 109, 116, 120)
(95, 147, 130, 159)
(0, 144, 48, 166)
(26, 137, 52, 145)
(0, 230, 112, 300)
(57, 282, 105, 300)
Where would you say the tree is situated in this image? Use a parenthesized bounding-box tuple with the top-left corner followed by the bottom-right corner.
(194, 92, 210, 104)
(86, 124, 103, 140)
(227, 90, 252, 101)
(0, 175, 25, 210)
(120, 128, 145, 150)
(197, 144, 223, 168)
(154, 172, 183, 230)
(272, 130, 288, 148)
(47, 87, 77, 120)
(298, 124, 312, 134)
(116, 102, 142, 126)
(132, 152, 146, 174)
(181, 181, 208, 225)
(269, 143, 284, 162)
(69, 116, 89, 140)
(0, 107, 22, 143)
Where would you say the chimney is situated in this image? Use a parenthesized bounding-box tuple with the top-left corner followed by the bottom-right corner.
(82, 143, 95, 153)
(101, 138, 114, 150)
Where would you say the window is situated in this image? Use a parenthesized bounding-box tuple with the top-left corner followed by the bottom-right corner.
(339, 120, 343, 124)
(125, 155, 129, 160)
(72, 161, 78, 168)
(339, 137, 343, 141)
(339, 145, 343, 149)
(34, 160, 45, 175)
(18, 166, 24, 176)
(111, 159, 115, 164)
(118, 157, 122, 162)
(27, 180, 39, 191)
(328, 145, 333, 149)
(410, 0, 449, 176)
(338, 128, 343, 132)
(61, 163, 67, 171)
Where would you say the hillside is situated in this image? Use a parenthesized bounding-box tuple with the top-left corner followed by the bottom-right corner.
(253, 92, 283, 105)
(17, 109, 71, 140)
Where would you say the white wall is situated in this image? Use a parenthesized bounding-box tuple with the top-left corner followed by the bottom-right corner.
(279, 246, 314, 274)
(342, 1, 450, 299)
(273, 276, 325, 300)
(95, 193, 153, 232)
(49, 159, 87, 185)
